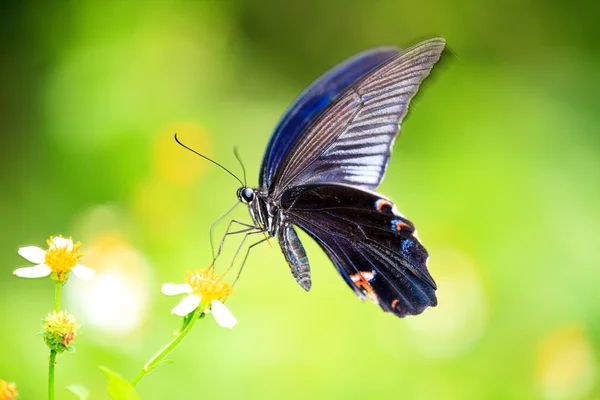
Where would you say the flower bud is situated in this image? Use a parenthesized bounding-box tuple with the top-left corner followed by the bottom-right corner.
(42, 311, 79, 353)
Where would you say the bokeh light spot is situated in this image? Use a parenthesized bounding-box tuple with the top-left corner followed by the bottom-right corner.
(67, 234, 151, 338)
(66, 205, 152, 340)
(405, 247, 488, 358)
(130, 177, 193, 234)
(536, 324, 597, 400)
(154, 122, 211, 185)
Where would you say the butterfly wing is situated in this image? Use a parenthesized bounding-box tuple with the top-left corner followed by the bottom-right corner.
(260, 47, 400, 188)
(269, 38, 445, 197)
(281, 183, 436, 317)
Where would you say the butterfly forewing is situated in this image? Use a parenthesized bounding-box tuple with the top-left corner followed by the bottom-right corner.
(260, 47, 400, 188)
(269, 38, 445, 196)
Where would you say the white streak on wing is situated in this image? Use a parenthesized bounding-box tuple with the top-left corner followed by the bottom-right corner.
(342, 165, 382, 174)
(338, 154, 385, 166)
(329, 143, 389, 156)
(363, 81, 418, 99)
(341, 166, 383, 180)
(345, 126, 395, 138)
(355, 104, 402, 120)
(336, 134, 391, 147)
(345, 174, 380, 184)
(348, 115, 397, 129)
(342, 132, 395, 145)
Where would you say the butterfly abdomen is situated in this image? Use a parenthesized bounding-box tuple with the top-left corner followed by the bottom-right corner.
(279, 221, 311, 291)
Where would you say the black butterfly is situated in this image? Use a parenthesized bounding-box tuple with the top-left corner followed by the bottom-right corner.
(235, 38, 445, 317)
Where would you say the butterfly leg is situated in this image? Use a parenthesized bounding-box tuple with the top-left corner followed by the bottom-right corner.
(213, 219, 260, 265)
(279, 222, 311, 291)
(209, 201, 240, 259)
(232, 235, 270, 286)
(225, 229, 269, 276)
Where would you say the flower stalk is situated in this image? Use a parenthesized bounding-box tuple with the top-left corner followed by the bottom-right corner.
(131, 309, 203, 387)
(48, 351, 56, 400)
(54, 282, 61, 313)
(131, 267, 237, 387)
(48, 282, 62, 399)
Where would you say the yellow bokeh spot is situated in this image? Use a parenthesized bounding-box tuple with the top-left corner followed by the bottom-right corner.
(154, 122, 210, 185)
(536, 324, 597, 399)
(405, 247, 488, 358)
(130, 177, 193, 234)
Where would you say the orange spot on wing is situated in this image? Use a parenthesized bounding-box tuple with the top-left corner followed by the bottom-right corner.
(392, 219, 410, 232)
(391, 299, 399, 309)
(375, 199, 392, 211)
(350, 271, 378, 304)
(397, 221, 407, 230)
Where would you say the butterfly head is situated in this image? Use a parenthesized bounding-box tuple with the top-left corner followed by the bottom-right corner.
(237, 187, 255, 204)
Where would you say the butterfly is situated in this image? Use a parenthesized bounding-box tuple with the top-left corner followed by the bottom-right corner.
(234, 38, 445, 317)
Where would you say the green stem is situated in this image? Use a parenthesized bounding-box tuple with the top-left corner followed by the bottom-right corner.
(48, 281, 62, 399)
(49, 350, 57, 400)
(131, 309, 203, 387)
(54, 281, 61, 312)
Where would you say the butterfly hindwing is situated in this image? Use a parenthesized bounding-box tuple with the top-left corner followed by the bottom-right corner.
(280, 183, 436, 317)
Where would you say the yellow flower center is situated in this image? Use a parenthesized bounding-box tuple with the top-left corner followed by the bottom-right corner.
(0, 380, 18, 400)
(186, 268, 233, 305)
(44, 236, 83, 274)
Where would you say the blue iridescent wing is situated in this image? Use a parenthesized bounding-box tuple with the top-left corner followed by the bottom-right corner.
(270, 38, 445, 197)
(281, 183, 436, 317)
(259, 47, 400, 188)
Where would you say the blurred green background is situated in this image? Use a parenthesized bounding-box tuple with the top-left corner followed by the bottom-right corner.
(1, 1, 599, 399)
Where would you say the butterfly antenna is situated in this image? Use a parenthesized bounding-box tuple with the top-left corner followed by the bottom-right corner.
(233, 146, 247, 187)
(174, 134, 244, 186)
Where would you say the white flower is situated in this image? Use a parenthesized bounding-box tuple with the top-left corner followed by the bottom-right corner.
(162, 268, 237, 329)
(14, 236, 95, 282)
(209, 299, 238, 329)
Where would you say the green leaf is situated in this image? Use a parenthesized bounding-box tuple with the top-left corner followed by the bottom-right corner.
(100, 367, 141, 400)
(66, 384, 89, 400)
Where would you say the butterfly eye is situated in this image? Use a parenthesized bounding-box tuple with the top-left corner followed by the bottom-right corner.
(240, 188, 255, 203)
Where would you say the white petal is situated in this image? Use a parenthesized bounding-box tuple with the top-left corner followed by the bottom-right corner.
(51, 236, 72, 250)
(18, 246, 46, 264)
(13, 264, 52, 278)
(211, 300, 237, 329)
(171, 294, 201, 316)
(72, 264, 95, 280)
(162, 283, 193, 296)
